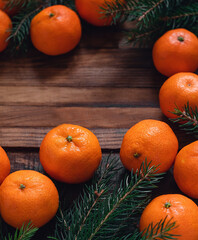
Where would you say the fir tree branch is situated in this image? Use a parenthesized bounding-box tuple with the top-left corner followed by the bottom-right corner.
(8, 6, 42, 48)
(50, 156, 165, 240)
(162, 11, 198, 21)
(74, 189, 105, 240)
(170, 103, 198, 138)
(101, 0, 137, 23)
(141, 217, 178, 240)
(138, 0, 165, 22)
(2, 222, 38, 240)
(88, 163, 158, 240)
(103, 0, 198, 46)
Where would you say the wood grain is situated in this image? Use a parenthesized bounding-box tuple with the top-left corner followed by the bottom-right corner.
(0, 106, 163, 127)
(0, 86, 159, 106)
(0, 48, 165, 88)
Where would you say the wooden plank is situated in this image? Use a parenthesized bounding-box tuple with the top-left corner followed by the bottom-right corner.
(0, 87, 159, 106)
(0, 49, 153, 68)
(0, 68, 164, 88)
(0, 127, 126, 149)
(0, 126, 195, 149)
(0, 49, 165, 88)
(8, 151, 43, 173)
(0, 106, 163, 127)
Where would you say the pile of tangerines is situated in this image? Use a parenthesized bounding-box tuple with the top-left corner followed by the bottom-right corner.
(0, 0, 198, 239)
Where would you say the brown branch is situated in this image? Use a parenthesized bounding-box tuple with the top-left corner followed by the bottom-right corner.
(18, 223, 38, 240)
(180, 111, 198, 126)
(9, 6, 42, 40)
(74, 189, 105, 240)
(88, 167, 155, 240)
(102, 1, 135, 16)
(138, 0, 165, 21)
(59, 208, 69, 230)
(161, 11, 198, 21)
(128, 28, 159, 42)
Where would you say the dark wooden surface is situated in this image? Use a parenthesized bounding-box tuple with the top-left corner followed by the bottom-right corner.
(0, 24, 197, 239)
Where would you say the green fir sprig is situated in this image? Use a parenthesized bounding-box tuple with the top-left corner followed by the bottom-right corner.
(102, 0, 198, 46)
(170, 102, 198, 138)
(0, 222, 38, 240)
(139, 217, 179, 240)
(49, 156, 177, 240)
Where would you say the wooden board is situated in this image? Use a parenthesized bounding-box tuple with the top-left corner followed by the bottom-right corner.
(0, 25, 197, 238)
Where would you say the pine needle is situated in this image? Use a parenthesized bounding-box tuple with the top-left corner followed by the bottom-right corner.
(102, 0, 198, 46)
(49, 156, 167, 240)
(3, 222, 38, 240)
(170, 102, 198, 138)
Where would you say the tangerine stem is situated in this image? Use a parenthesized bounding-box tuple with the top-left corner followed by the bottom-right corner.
(178, 36, 184, 42)
(49, 13, 55, 18)
(164, 202, 171, 208)
(134, 153, 140, 158)
(66, 136, 73, 142)
(19, 184, 26, 190)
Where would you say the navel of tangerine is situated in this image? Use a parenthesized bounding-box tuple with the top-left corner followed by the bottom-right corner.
(49, 13, 54, 18)
(19, 184, 25, 190)
(178, 36, 184, 42)
(66, 136, 73, 142)
(164, 202, 171, 208)
(134, 153, 140, 158)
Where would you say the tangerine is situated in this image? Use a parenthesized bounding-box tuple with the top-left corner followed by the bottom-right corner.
(30, 5, 82, 56)
(120, 119, 178, 173)
(174, 141, 198, 199)
(0, 170, 59, 228)
(0, 146, 10, 185)
(39, 124, 102, 184)
(0, 9, 12, 52)
(159, 72, 198, 119)
(152, 28, 198, 77)
(139, 194, 198, 240)
(75, 0, 124, 26)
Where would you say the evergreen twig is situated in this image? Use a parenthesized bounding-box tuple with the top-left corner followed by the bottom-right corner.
(102, 0, 198, 46)
(170, 102, 198, 138)
(140, 216, 179, 240)
(48, 156, 175, 240)
(1, 222, 38, 240)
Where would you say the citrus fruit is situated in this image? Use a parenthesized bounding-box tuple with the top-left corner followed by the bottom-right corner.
(30, 5, 82, 56)
(159, 72, 198, 119)
(152, 28, 198, 77)
(120, 119, 178, 173)
(39, 124, 102, 184)
(139, 194, 198, 240)
(0, 170, 59, 229)
(75, 0, 124, 26)
(174, 141, 198, 199)
(0, 146, 10, 185)
(0, 9, 12, 52)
